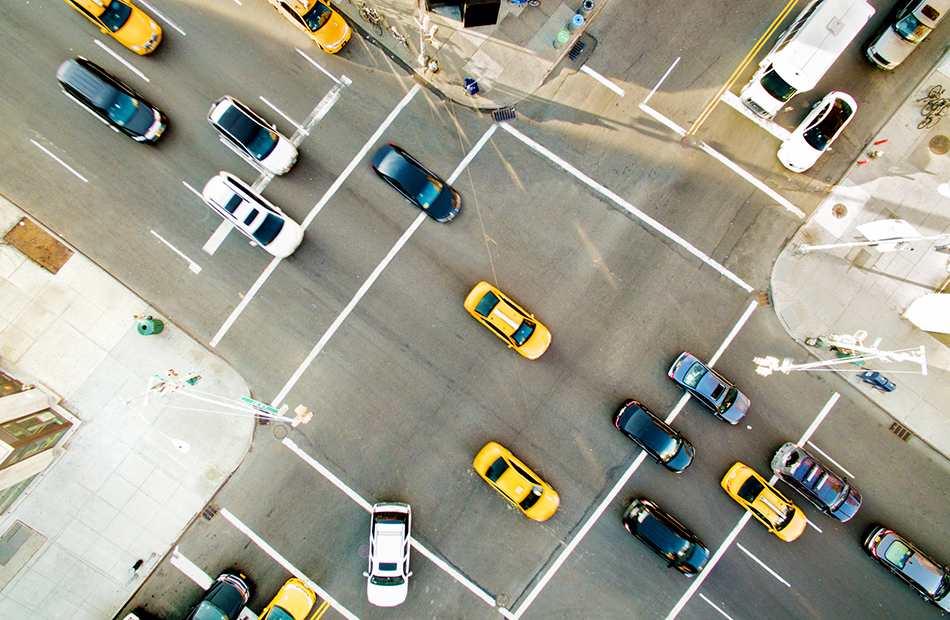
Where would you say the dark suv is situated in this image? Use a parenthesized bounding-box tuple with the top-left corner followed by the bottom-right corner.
(771, 443, 861, 521)
(56, 57, 166, 143)
(622, 498, 709, 576)
(865, 526, 950, 612)
(184, 571, 251, 620)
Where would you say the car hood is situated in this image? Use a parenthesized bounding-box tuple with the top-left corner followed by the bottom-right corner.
(315, 12, 351, 51)
(123, 103, 161, 137)
(260, 137, 298, 174)
(367, 580, 408, 607)
(829, 486, 862, 522)
(116, 7, 160, 50)
(665, 440, 694, 473)
(518, 321, 551, 359)
(869, 27, 916, 68)
(262, 218, 304, 258)
(777, 135, 822, 173)
(426, 185, 461, 222)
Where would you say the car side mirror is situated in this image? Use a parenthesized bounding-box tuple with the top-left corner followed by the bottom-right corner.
(362, 571, 369, 577)
(408, 571, 413, 577)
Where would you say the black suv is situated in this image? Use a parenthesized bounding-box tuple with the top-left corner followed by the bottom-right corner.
(56, 57, 166, 143)
(614, 400, 694, 473)
(771, 443, 862, 522)
(622, 498, 709, 576)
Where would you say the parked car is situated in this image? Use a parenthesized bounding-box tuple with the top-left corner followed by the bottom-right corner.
(56, 57, 166, 143)
(771, 443, 862, 521)
(777, 91, 857, 172)
(364, 502, 412, 607)
(473, 442, 559, 522)
(864, 526, 950, 611)
(867, 0, 950, 69)
(721, 462, 807, 542)
(371, 144, 461, 222)
(614, 400, 694, 473)
(259, 578, 317, 620)
(265, 0, 350, 53)
(668, 352, 749, 424)
(463, 281, 551, 359)
(622, 498, 710, 576)
(184, 571, 251, 620)
(63, 0, 161, 54)
(200, 172, 304, 258)
(208, 96, 297, 175)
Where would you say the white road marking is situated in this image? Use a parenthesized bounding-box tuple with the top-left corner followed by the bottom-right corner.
(638, 102, 806, 220)
(259, 96, 303, 132)
(736, 543, 791, 587)
(282, 438, 497, 608)
(219, 507, 361, 620)
(721, 91, 792, 141)
(805, 518, 823, 533)
(498, 123, 754, 293)
(797, 392, 840, 446)
(644, 56, 680, 104)
(699, 594, 737, 620)
(296, 47, 345, 84)
(806, 439, 855, 479)
(709, 299, 758, 366)
(94, 40, 150, 82)
(150, 230, 202, 273)
(170, 546, 213, 590)
(202, 222, 234, 256)
(210, 84, 413, 349)
(31, 139, 88, 182)
(292, 75, 353, 145)
(135, 0, 186, 35)
(580, 65, 625, 97)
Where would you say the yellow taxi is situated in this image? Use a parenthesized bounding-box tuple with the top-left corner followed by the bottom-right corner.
(463, 281, 551, 359)
(64, 0, 161, 54)
(266, 0, 351, 53)
(721, 462, 807, 542)
(474, 442, 559, 522)
(259, 578, 317, 620)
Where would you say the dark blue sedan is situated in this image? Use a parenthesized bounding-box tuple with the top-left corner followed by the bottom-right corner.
(614, 400, 694, 473)
(371, 144, 461, 222)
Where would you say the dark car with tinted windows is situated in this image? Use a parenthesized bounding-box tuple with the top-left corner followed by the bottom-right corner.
(184, 571, 251, 620)
(771, 443, 861, 521)
(622, 498, 709, 576)
(371, 143, 460, 222)
(668, 351, 749, 424)
(614, 400, 694, 473)
(865, 526, 950, 611)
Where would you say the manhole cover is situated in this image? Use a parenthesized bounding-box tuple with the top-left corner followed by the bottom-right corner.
(358, 544, 369, 559)
(273, 424, 288, 439)
(680, 136, 693, 149)
(495, 594, 509, 607)
(831, 203, 848, 219)
(930, 135, 950, 155)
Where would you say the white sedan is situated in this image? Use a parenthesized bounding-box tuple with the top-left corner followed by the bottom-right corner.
(364, 502, 412, 607)
(201, 172, 304, 258)
(777, 92, 857, 173)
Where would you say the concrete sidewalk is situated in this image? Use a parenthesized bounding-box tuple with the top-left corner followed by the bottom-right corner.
(0, 196, 254, 620)
(335, 0, 606, 109)
(771, 56, 950, 460)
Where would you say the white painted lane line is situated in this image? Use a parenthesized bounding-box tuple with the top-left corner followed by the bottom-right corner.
(150, 230, 202, 273)
(282, 438, 498, 608)
(665, 512, 753, 620)
(509, 451, 650, 620)
(31, 139, 88, 182)
(805, 518, 823, 533)
(202, 221, 234, 256)
(709, 299, 758, 367)
(219, 508, 361, 620)
(699, 594, 737, 620)
(448, 123, 497, 184)
(170, 546, 213, 590)
(736, 543, 791, 587)
(797, 392, 840, 446)
(721, 91, 792, 141)
(93, 39, 150, 82)
(644, 56, 680, 105)
(135, 0, 186, 35)
(260, 96, 303, 132)
(638, 102, 806, 220)
(210, 84, 420, 347)
(806, 440, 855, 479)
(580, 65, 625, 97)
(296, 47, 344, 84)
(293, 76, 352, 144)
(499, 123, 754, 293)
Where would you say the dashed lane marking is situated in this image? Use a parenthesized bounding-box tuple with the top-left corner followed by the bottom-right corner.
(737, 543, 791, 587)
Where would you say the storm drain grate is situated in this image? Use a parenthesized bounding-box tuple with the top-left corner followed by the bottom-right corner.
(492, 107, 516, 122)
(201, 504, 219, 521)
(888, 421, 914, 442)
(568, 40, 587, 61)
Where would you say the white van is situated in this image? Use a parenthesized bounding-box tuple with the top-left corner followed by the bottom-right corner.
(867, 0, 950, 69)
(740, 0, 875, 118)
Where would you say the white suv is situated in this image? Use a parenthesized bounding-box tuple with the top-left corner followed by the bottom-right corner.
(363, 502, 412, 607)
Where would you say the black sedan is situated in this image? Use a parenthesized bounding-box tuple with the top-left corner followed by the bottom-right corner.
(614, 400, 694, 473)
(184, 571, 251, 620)
(371, 144, 460, 222)
(623, 498, 710, 577)
(865, 527, 950, 612)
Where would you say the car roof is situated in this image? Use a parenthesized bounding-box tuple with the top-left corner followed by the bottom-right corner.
(57, 59, 114, 102)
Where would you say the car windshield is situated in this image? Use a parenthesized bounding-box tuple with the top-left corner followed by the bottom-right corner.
(895, 14, 930, 43)
(737, 476, 764, 503)
(193, 601, 227, 620)
(511, 319, 536, 345)
(776, 504, 797, 531)
(485, 457, 508, 482)
(99, 0, 132, 32)
(303, 1, 332, 30)
(414, 175, 444, 208)
(219, 107, 278, 159)
(883, 540, 914, 568)
(682, 362, 707, 389)
(106, 92, 140, 126)
(370, 575, 405, 586)
(720, 387, 738, 412)
(803, 98, 852, 151)
(474, 291, 500, 317)
(518, 486, 544, 511)
(252, 213, 285, 245)
(265, 608, 295, 620)
(760, 68, 796, 101)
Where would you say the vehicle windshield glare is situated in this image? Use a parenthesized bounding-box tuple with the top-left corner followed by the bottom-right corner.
(511, 319, 536, 345)
(415, 176, 444, 208)
(303, 1, 332, 30)
(760, 68, 796, 101)
(106, 93, 139, 126)
(682, 362, 707, 388)
(895, 14, 930, 42)
(99, 0, 132, 32)
(884, 540, 914, 568)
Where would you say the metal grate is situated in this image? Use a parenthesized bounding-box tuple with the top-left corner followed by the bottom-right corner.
(492, 107, 516, 122)
(757, 290, 772, 307)
(568, 40, 588, 62)
(888, 421, 913, 442)
(201, 504, 219, 521)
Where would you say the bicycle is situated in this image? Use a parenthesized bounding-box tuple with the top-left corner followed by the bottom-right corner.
(357, 2, 384, 36)
(388, 25, 412, 52)
(917, 84, 950, 129)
